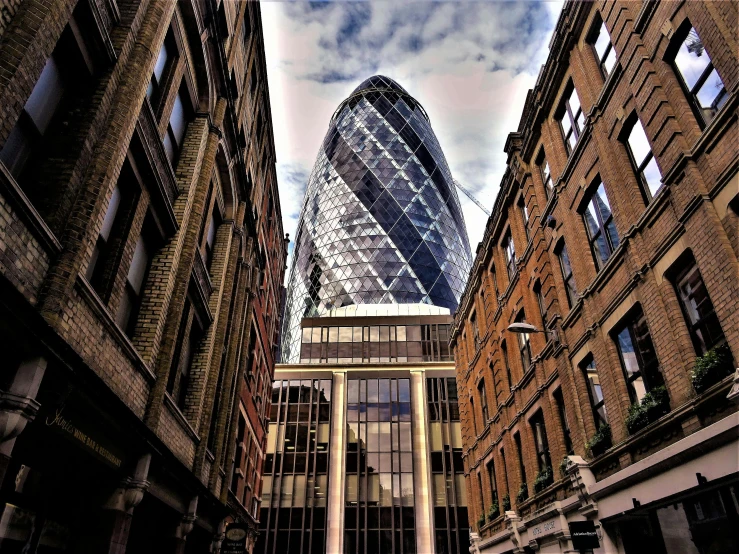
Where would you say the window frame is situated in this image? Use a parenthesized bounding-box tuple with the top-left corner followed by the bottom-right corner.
(529, 410, 551, 472)
(623, 116, 662, 201)
(581, 178, 619, 271)
(502, 231, 516, 282)
(515, 310, 532, 372)
(478, 379, 489, 424)
(613, 306, 664, 404)
(668, 22, 728, 128)
(590, 19, 617, 79)
(556, 240, 577, 308)
(537, 149, 553, 198)
(558, 83, 585, 156)
(518, 195, 530, 242)
(672, 259, 726, 356)
(579, 354, 608, 429)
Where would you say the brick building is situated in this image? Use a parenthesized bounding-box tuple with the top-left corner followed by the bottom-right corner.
(0, 0, 286, 552)
(451, 1, 738, 553)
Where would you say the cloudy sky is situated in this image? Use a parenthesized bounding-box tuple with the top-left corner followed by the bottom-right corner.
(261, 0, 564, 264)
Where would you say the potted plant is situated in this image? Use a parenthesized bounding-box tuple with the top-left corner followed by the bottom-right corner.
(516, 482, 528, 504)
(502, 493, 511, 511)
(691, 344, 734, 393)
(533, 466, 553, 493)
(487, 498, 500, 521)
(625, 386, 670, 434)
(559, 456, 569, 478)
(585, 423, 612, 457)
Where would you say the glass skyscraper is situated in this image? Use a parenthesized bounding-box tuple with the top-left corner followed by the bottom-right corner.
(258, 77, 472, 554)
(280, 75, 473, 363)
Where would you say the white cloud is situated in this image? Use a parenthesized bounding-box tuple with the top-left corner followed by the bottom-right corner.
(262, 0, 563, 271)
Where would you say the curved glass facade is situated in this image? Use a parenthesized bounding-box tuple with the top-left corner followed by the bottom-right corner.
(281, 75, 472, 362)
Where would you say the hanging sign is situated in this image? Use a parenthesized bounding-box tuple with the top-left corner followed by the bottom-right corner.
(222, 522, 248, 554)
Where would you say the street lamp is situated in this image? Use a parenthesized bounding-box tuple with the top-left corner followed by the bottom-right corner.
(507, 322, 559, 344)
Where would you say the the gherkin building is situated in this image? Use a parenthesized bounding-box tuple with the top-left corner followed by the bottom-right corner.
(281, 75, 473, 362)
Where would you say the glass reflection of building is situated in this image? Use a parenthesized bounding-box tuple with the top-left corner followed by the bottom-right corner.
(258, 76, 472, 554)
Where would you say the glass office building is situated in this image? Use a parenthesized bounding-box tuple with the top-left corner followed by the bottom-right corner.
(258, 76, 472, 554)
(280, 75, 473, 363)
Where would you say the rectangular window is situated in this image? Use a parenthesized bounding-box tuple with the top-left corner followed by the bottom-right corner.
(502, 341, 513, 390)
(580, 355, 608, 428)
(86, 183, 124, 291)
(146, 36, 173, 101)
(592, 21, 617, 77)
(478, 380, 489, 424)
(534, 282, 548, 332)
(163, 87, 189, 164)
(626, 118, 662, 199)
(470, 311, 480, 351)
(672, 26, 727, 125)
(530, 411, 551, 471)
(513, 433, 526, 485)
(674, 262, 725, 355)
(487, 459, 497, 499)
(502, 232, 516, 281)
(583, 180, 619, 270)
(116, 216, 159, 336)
(518, 197, 530, 241)
(557, 241, 577, 308)
(515, 311, 532, 371)
(538, 150, 553, 197)
(559, 84, 585, 155)
(490, 263, 499, 297)
(553, 389, 574, 455)
(614, 307, 664, 404)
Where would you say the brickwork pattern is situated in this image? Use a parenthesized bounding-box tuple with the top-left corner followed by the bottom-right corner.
(452, 0, 739, 536)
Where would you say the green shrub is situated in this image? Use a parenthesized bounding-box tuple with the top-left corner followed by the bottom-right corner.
(477, 513, 486, 529)
(585, 423, 612, 457)
(502, 494, 511, 511)
(487, 499, 500, 521)
(559, 456, 569, 478)
(516, 482, 529, 504)
(691, 345, 733, 393)
(533, 466, 553, 493)
(625, 386, 669, 434)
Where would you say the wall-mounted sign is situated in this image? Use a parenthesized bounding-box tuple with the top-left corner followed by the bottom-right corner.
(222, 522, 248, 554)
(527, 516, 561, 542)
(569, 520, 600, 550)
(43, 402, 124, 469)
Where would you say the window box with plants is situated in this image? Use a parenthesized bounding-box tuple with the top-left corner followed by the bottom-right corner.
(585, 423, 612, 458)
(487, 499, 500, 522)
(692, 344, 733, 394)
(477, 513, 486, 529)
(533, 466, 553, 493)
(502, 493, 511, 511)
(625, 386, 670, 435)
(559, 456, 569, 479)
(516, 483, 528, 504)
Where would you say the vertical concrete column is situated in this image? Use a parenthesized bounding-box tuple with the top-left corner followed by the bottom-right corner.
(0, 357, 47, 484)
(98, 453, 151, 554)
(410, 370, 434, 554)
(326, 370, 346, 554)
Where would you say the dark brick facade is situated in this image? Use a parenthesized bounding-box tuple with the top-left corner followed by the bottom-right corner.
(0, 0, 286, 552)
(451, 0, 738, 547)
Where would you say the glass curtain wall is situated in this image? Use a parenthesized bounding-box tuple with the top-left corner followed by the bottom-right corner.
(300, 323, 452, 364)
(427, 378, 469, 554)
(257, 379, 332, 554)
(345, 378, 415, 554)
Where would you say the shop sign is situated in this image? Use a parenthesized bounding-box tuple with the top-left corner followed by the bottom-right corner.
(222, 522, 248, 554)
(569, 521, 599, 550)
(44, 404, 123, 469)
(528, 517, 561, 541)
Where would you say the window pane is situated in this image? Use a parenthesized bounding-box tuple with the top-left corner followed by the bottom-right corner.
(127, 234, 150, 294)
(695, 67, 725, 109)
(25, 57, 65, 135)
(455, 474, 467, 506)
(594, 24, 610, 59)
(169, 92, 187, 146)
(603, 47, 617, 74)
(627, 120, 652, 167)
(616, 327, 640, 379)
(642, 156, 662, 196)
(569, 89, 581, 114)
(153, 42, 169, 83)
(675, 30, 712, 90)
